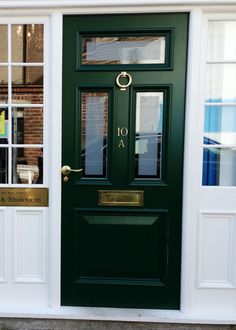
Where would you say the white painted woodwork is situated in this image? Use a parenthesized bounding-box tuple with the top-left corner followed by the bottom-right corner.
(0, 3, 235, 324)
(0, 209, 7, 282)
(197, 212, 236, 288)
(13, 208, 47, 283)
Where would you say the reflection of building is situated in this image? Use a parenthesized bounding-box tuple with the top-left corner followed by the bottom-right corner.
(0, 24, 43, 184)
(1, 4, 236, 329)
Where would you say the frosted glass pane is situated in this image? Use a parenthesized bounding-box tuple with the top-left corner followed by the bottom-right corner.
(135, 92, 163, 178)
(81, 92, 108, 177)
(83, 36, 166, 65)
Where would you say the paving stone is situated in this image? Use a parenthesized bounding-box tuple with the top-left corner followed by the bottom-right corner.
(0, 319, 235, 330)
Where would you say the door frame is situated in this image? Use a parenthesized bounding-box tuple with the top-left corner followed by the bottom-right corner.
(52, 8, 194, 312)
(49, 6, 226, 320)
(61, 12, 188, 309)
(0, 4, 235, 321)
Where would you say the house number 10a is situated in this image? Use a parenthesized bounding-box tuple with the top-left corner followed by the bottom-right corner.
(117, 127, 128, 148)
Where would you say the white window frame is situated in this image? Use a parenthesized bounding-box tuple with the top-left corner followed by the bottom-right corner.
(0, 16, 49, 188)
(0, 5, 236, 325)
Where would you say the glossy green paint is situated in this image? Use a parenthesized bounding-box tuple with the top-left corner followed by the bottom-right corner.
(62, 13, 188, 309)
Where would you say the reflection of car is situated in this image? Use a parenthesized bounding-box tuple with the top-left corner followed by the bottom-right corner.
(80, 132, 162, 178)
(202, 136, 219, 185)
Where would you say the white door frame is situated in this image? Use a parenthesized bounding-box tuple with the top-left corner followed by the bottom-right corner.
(0, 3, 236, 324)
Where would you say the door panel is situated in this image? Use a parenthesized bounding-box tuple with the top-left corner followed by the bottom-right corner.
(74, 211, 168, 283)
(62, 13, 188, 309)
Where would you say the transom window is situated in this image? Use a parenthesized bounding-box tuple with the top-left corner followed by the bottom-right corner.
(0, 23, 44, 185)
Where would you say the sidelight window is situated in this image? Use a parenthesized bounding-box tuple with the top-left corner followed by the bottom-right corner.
(0, 23, 44, 185)
(203, 20, 236, 186)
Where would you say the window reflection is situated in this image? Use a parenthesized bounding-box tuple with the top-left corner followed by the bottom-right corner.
(0, 67, 8, 104)
(203, 147, 236, 186)
(0, 108, 8, 144)
(12, 147, 43, 184)
(0, 23, 44, 185)
(205, 64, 236, 103)
(82, 36, 166, 65)
(0, 148, 8, 183)
(204, 105, 236, 145)
(12, 66, 43, 104)
(81, 92, 108, 177)
(207, 21, 236, 62)
(203, 20, 236, 187)
(135, 92, 163, 178)
(12, 107, 43, 144)
(0, 25, 8, 63)
(12, 24, 44, 63)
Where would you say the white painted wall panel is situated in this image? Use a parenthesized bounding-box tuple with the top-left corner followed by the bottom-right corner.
(13, 208, 47, 283)
(0, 209, 7, 283)
(198, 212, 236, 288)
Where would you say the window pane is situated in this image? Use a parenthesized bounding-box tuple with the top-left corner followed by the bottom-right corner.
(0, 67, 8, 104)
(81, 92, 108, 177)
(135, 92, 163, 178)
(12, 24, 44, 63)
(204, 105, 236, 145)
(205, 64, 236, 103)
(0, 25, 8, 63)
(203, 147, 236, 186)
(12, 147, 43, 184)
(12, 66, 43, 104)
(0, 108, 9, 144)
(12, 107, 43, 144)
(0, 148, 8, 183)
(207, 21, 236, 62)
(82, 36, 166, 65)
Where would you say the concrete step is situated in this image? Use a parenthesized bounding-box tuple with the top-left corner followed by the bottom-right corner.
(0, 319, 236, 330)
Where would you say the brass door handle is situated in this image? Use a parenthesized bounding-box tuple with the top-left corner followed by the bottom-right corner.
(61, 165, 83, 182)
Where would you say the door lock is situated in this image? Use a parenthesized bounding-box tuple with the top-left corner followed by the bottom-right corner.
(61, 165, 83, 182)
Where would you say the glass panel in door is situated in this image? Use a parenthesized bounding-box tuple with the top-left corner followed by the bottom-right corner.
(135, 92, 163, 178)
(81, 92, 108, 177)
(82, 35, 166, 65)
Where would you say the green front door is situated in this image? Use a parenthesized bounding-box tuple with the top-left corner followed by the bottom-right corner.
(62, 13, 188, 309)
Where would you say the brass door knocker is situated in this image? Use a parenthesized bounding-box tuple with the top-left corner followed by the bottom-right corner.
(116, 71, 132, 91)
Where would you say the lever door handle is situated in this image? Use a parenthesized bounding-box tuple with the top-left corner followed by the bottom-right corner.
(61, 165, 83, 182)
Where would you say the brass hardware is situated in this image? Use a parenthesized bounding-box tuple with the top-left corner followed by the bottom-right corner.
(116, 71, 132, 91)
(61, 165, 83, 182)
(98, 190, 144, 206)
(0, 188, 48, 207)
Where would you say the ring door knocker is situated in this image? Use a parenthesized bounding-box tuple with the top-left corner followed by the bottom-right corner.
(116, 71, 132, 91)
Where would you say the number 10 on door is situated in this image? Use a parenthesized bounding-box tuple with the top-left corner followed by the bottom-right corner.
(117, 127, 128, 148)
